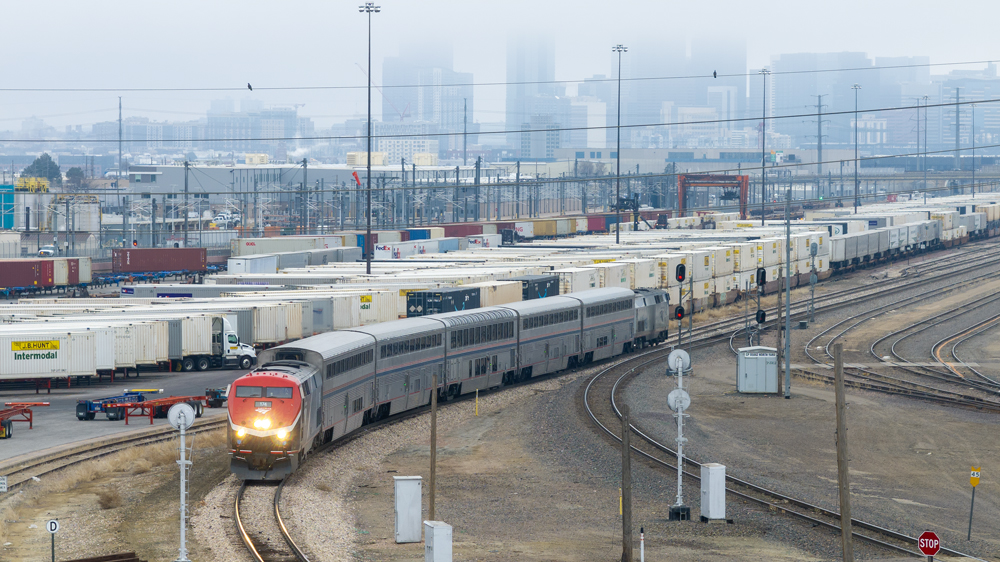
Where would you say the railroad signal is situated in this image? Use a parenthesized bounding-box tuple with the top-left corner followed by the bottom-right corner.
(675, 264, 686, 283)
(674, 306, 684, 320)
(756, 267, 767, 286)
(132, 239, 138, 247)
(755, 310, 766, 324)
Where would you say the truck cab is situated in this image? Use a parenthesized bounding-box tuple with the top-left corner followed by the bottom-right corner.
(211, 318, 257, 370)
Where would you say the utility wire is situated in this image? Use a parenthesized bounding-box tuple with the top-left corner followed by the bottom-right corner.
(5, 96, 1000, 144)
(0, 58, 992, 92)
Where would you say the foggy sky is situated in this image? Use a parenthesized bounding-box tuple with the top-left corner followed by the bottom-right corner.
(3, 0, 996, 133)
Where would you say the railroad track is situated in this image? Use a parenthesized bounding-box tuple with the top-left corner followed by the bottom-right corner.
(235, 481, 310, 562)
(797, 265, 1000, 411)
(0, 417, 227, 494)
(939, 315, 1000, 382)
(582, 345, 984, 560)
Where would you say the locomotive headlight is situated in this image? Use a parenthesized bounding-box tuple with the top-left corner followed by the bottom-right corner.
(253, 418, 271, 430)
(237, 428, 246, 438)
(276, 429, 287, 440)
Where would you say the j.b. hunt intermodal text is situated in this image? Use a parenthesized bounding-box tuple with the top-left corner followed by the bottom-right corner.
(14, 351, 57, 360)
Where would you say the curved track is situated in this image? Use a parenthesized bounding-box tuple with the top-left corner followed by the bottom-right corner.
(235, 481, 310, 562)
(583, 345, 984, 560)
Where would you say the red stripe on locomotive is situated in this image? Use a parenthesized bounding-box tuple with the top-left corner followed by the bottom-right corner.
(228, 372, 301, 431)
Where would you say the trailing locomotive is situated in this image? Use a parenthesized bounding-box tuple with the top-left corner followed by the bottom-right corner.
(228, 287, 669, 480)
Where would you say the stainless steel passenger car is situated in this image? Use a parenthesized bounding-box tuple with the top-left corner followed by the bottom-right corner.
(631, 288, 670, 349)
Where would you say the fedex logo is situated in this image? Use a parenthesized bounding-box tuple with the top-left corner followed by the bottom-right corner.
(244, 241, 256, 246)
(376, 245, 391, 251)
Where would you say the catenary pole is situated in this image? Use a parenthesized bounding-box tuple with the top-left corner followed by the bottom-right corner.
(613, 44, 627, 244)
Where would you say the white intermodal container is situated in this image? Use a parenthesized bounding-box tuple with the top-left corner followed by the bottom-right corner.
(930, 211, 956, 231)
(514, 222, 535, 239)
(679, 249, 712, 281)
(588, 262, 630, 289)
(415, 239, 439, 255)
(618, 258, 658, 289)
(330, 294, 362, 329)
(713, 275, 733, 296)
(723, 242, 758, 272)
(702, 246, 734, 277)
(228, 254, 279, 274)
(468, 234, 502, 248)
(469, 281, 522, 306)
(756, 238, 782, 267)
(0, 324, 113, 373)
(78, 257, 93, 284)
(694, 280, 712, 300)
(556, 219, 572, 236)
(51, 258, 69, 287)
(553, 267, 600, 294)
(655, 253, 689, 288)
(231, 236, 325, 256)
(575, 217, 589, 233)
(428, 227, 446, 239)
(732, 271, 756, 293)
(482, 224, 498, 235)
(0, 332, 96, 379)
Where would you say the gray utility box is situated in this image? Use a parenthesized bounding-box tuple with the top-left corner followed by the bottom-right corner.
(424, 521, 453, 562)
(394, 476, 422, 543)
(737, 346, 778, 393)
(700, 463, 726, 520)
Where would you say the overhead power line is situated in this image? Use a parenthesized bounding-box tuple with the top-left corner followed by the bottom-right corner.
(4, 95, 999, 144)
(0, 58, 992, 93)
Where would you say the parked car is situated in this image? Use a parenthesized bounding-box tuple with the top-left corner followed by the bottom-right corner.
(38, 245, 56, 257)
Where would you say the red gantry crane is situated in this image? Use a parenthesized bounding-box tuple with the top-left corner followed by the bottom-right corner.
(677, 174, 749, 219)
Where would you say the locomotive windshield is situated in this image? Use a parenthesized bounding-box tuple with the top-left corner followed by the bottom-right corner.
(266, 387, 294, 399)
(235, 386, 262, 398)
(234, 386, 294, 399)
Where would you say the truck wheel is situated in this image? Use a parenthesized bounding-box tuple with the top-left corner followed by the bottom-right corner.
(76, 403, 90, 421)
(106, 407, 121, 421)
(239, 356, 252, 370)
(196, 356, 210, 371)
(187, 401, 204, 418)
(181, 358, 195, 372)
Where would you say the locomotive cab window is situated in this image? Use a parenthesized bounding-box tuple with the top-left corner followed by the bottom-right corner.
(235, 386, 263, 398)
(266, 387, 294, 399)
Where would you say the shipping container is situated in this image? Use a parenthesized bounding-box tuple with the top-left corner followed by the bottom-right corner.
(0, 324, 114, 373)
(51, 258, 69, 287)
(507, 274, 560, 300)
(513, 221, 535, 239)
(468, 234, 502, 248)
(551, 268, 599, 294)
(112, 248, 207, 273)
(66, 259, 80, 285)
(78, 257, 92, 284)
(228, 254, 280, 274)
(0, 332, 96, 379)
(406, 287, 481, 317)
(0, 259, 54, 288)
(679, 250, 712, 281)
(468, 281, 522, 306)
(700, 247, 734, 277)
(483, 224, 498, 235)
(587, 215, 606, 232)
(587, 262, 630, 288)
(724, 242, 758, 272)
(277, 251, 311, 270)
(756, 239, 782, 267)
(230, 236, 325, 256)
(618, 258, 658, 289)
(442, 224, 483, 238)
(407, 229, 430, 240)
(556, 219, 571, 236)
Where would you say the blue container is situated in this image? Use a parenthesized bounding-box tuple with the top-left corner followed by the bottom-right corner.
(604, 214, 620, 231)
(407, 229, 431, 240)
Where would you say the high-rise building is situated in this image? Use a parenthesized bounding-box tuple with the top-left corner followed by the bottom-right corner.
(382, 40, 474, 155)
(506, 33, 567, 155)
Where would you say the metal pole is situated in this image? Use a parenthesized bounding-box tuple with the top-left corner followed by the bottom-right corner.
(183, 161, 189, 248)
(430, 372, 437, 521)
(621, 404, 632, 562)
(833, 344, 854, 562)
(463, 98, 468, 166)
(175, 411, 191, 562)
(968, 486, 976, 540)
(853, 84, 861, 213)
(360, 3, 380, 274)
(688, 272, 693, 350)
(615, 46, 624, 244)
(674, 357, 686, 507)
(784, 190, 792, 399)
(923, 96, 928, 202)
(972, 104, 976, 198)
(118, 97, 123, 248)
(760, 68, 769, 225)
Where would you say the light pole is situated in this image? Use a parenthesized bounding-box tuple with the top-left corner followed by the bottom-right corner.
(759, 68, 770, 226)
(923, 95, 928, 203)
(360, 2, 380, 275)
(972, 103, 976, 198)
(852, 84, 861, 213)
(613, 44, 627, 244)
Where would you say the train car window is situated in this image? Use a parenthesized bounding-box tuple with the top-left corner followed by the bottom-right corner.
(480, 326, 487, 342)
(274, 351, 304, 362)
(266, 387, 294, 399)
(235, 386, 262, 398)
(522, 319, 528, 330)
(352, 397, 363, 413)
(302, 382, 311, 396)
(451, 332, 457, 347)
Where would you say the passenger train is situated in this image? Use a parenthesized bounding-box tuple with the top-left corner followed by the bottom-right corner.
(227, 287, 669, 480)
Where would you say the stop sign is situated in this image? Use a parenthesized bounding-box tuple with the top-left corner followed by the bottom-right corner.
(918, 531, 941, 556)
